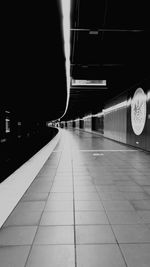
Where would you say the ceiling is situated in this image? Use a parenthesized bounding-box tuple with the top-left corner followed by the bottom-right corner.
(1, 0, 149, 123)
(63, 0, 150, 120)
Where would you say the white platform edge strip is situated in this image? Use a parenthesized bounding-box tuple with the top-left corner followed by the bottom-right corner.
(0, 129, 61, 228)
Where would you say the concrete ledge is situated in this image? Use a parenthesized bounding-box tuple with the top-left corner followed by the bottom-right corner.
(0, 129, 61, 228)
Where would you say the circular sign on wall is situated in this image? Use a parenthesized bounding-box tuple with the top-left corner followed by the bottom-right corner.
(131, 88, 147, 135)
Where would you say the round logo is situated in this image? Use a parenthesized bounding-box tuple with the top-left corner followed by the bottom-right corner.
(131, 88, 147, 135)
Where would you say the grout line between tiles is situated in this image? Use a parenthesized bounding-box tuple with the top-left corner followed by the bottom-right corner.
(24, 149, 63, 267)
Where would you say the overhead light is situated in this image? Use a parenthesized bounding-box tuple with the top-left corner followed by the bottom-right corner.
(71, 78, 107, 87)
(89, 30, 99, 35)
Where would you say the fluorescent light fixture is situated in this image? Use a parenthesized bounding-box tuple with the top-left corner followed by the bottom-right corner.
(60, 0, 71, 117)
(103, 101, 127, 114)
(71, 79, 107, 87)
(93, 112, 104, 117)
(83, 114, 92, 119)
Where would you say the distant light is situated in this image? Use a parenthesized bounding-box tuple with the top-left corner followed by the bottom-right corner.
(89, 31, 99, 35)
(71, 79, 107, 87)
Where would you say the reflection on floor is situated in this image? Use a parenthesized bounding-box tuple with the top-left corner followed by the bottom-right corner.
(0, 129, 150, 267)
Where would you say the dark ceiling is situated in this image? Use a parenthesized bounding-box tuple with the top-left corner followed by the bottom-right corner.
(1, 0, 149, 123)
(63, 0, 150, 120)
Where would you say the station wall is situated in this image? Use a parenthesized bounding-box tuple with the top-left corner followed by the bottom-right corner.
(103, 78, 150, 151)
(65, 79, 150, 152)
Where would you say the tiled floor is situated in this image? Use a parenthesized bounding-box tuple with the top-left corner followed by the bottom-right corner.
(0, 128, 150, 267)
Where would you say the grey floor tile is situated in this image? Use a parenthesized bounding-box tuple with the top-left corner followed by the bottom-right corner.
(74, 180, 94, 186)
(76, 225, 116, 244)
(137, 211, 150, 223)
(40, 211, 74, 225)
(74, 192, 100, 201)
(98, 192, 126, 200)
(3, 211, 42, 226)
(114, 181, 138, 186)
(14, 201, 45, 212)
(75, 211, 109, 225)
(51, 186, 73, 192)
(75, 201, 104, 211)
(21, 192, 49, 201)
(45, 201, 73, 211)
(0, 226, 37, 245)
(131, 200, 150, 210)
(96, 185, 118, 192)
(48, 192, 73, 201)
(142, 186, 150, 194)
(74, 186, 96, 192)
(112, 224, 150, 243)
(106, 211, 144, 224)
(34, 226, 74, 244)
(26, 245, 75, 267)
(52, 182, 73, 187)
(28, 183, 52, 193)
(124, 192, 150, 200)
(0, 245, 31, 267)
(117, 185, 144, 192)
(102, 200, 135, 211)
(120, 244, 150, 267)
(77, 244, 126, 267)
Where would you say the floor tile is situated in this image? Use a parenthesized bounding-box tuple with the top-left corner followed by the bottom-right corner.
(137, 211, 150, 223)
(74, 181, 93, 186)
(0, 226, 37, 245)
(124, 192, 150, 200)
(34, 226, 74, 244)
(98, 192, 126, 200)
(14, 201, 45, 212)
(120, 244, 150, 267)
(74, 186, 96, 192)
(76, 225, 116, 244)
(75, 211, 109, 225)
(77, 244, 126, 267)
(51, 186, 73, 192)
(75, 201, 104, 211)
(117, 185, 144, 192)
(21, 192, 49, 201)
(112, 224, 150, 243)
(106, 211, 144, 224)
(74, 192, 100, 201)
(40, 211, 74, 225)
(3, 211, 42, 226)
(48, 192, 73, 201)
(102, 200, 135, 211)
(45, 201, 73, 211)
(0, 246, 31, 267)
(26, 245, 75, 267)
(131, 200, 150, 210)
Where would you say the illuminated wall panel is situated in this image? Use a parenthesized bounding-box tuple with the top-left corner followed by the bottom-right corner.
(84, 117, 92, 130)
(104, 98, 127, 144)
(103, 78, 150, 152)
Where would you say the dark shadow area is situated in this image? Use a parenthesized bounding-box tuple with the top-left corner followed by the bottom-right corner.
(0, 127, 58, 183)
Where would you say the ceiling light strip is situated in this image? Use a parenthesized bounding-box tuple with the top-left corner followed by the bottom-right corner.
(59, 0, 71, 119)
